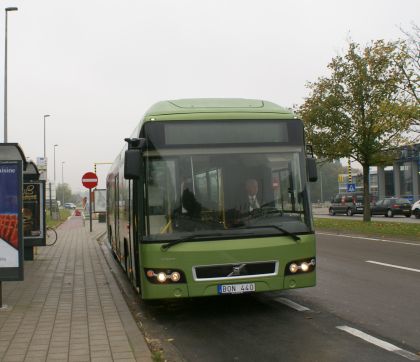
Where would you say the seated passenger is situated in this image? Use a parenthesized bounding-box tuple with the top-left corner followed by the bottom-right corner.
(181, 180, 201, 218)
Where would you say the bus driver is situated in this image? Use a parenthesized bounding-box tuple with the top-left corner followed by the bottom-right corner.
(245, 178, 261, 212)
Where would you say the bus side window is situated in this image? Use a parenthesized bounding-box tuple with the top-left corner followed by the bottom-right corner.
(147, 160, 176, 235)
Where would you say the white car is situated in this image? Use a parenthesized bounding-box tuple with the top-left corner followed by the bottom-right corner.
(412, 200, 420, 219)
(64, 202, 77, 209)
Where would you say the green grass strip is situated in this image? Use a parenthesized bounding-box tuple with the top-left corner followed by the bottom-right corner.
(46, 209, 71, 228)
(314, 218, 420, 240)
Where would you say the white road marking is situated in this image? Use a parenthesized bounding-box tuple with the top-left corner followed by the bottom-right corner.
(366, 260, 420, 273)
(317, 232, 420, 247)
(337, 326, 420, 361)
(273, 297, 310, 311)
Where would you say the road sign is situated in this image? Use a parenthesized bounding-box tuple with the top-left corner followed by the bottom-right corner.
(346, 183, 356, 192)
(82, 172, 98, 189)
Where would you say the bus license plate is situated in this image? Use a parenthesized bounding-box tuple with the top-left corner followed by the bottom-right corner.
(218, 283, 255, 295)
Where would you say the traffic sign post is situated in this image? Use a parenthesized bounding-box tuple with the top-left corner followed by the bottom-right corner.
(346, 183, 356, 192)
(82, 172, 98, 232)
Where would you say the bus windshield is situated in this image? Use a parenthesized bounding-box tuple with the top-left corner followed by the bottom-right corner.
(144, 146, 312, 242)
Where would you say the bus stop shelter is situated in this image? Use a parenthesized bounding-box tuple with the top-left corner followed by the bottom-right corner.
(0, 143, 26, 306)
(23, 160, 46, 260)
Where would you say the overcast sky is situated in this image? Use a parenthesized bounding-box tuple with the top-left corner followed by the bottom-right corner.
(1, 0, 418, 192)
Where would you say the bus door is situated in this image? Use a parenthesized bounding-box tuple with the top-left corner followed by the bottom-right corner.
(114, 175, 120, 258)
(279, 167, 293, 211)
(127, 179, 138, 285)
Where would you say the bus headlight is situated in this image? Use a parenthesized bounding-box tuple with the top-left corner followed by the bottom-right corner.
(289, 263, 299, 273)
(144, 268, 186, 284)
(157, 272, 167, 283)
(301, 262, 309, 272)
(170, 272, 181, 282)
(285, 258, 316, 275)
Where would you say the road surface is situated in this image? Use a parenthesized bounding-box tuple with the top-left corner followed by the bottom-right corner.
(109, 232, 420, 361)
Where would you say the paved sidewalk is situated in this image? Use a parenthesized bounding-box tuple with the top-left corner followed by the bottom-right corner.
(0, 216, 152, 362)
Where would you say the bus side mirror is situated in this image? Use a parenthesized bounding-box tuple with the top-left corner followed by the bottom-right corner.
(306, 158, 317, 182)
(124, 149, 141, 179)
(124, 138, 146, 180)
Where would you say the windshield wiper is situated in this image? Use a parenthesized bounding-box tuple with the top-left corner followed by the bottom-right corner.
(238, 225, 301, 242)
(160, 225, 299, 251)
(161, 233, 225, 251)
(249, 206, 283, 219)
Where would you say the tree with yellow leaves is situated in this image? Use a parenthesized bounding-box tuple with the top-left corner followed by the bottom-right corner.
(299, 40, 418, 222)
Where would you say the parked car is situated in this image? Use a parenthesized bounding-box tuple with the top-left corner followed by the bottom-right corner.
(370, 198, 411, 218)
(329, 193, 365, 216)
(411, 200, 420, 219)
(64, 202, 77, 209)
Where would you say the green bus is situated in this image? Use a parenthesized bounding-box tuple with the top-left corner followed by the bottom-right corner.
(106, 98, 317, 299)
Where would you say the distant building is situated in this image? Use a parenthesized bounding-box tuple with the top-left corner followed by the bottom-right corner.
(370, 143, 419, 203)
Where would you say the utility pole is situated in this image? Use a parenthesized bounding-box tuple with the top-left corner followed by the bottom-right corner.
(3, 7, 18, 142)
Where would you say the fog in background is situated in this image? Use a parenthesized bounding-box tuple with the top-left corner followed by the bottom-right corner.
(1, 0, 418, 192)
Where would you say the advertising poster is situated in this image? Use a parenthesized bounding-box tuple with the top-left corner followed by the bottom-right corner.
(36, 157, 47, 181)
(0, 162, 22, 276)
(23, 182, 45, 242)
(94, 189, 107, 213)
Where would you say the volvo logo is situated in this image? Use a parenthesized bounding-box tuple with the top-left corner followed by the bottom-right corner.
(228, 263, 247, 277)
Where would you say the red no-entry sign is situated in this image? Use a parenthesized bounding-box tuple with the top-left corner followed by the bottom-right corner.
(82, 172, 98, 189)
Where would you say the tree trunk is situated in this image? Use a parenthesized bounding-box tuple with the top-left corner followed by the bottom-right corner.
(362, 163, 371, 222)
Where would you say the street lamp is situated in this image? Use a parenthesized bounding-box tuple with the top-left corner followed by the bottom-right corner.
(53, 144, 58, 183)
(43, 114, 50, 158)
(61, 161, 65, 206)
(3, 7, 18, 143)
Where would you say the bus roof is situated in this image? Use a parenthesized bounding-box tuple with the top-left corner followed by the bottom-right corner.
(143, 98, 296, 121)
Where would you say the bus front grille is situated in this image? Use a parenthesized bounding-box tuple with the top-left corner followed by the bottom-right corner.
(193, 261, 278, 281)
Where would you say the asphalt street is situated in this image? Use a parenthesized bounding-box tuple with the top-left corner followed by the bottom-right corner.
(294, 232, 420, 353)
(110, 232, 420, 362)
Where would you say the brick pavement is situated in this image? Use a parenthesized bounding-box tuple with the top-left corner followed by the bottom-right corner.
(0, 216, 152, 362)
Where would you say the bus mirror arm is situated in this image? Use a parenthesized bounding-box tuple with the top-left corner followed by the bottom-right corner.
(124, 137, 147, 150)
(124, 138, 146, 180)
(306, 158, 318, 182)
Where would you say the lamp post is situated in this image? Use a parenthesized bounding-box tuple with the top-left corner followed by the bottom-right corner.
(61, 161, 65, 206)
(3, 7, 18, 142)
(53, 144, 58, 183)
(43, 114, 50, 158)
